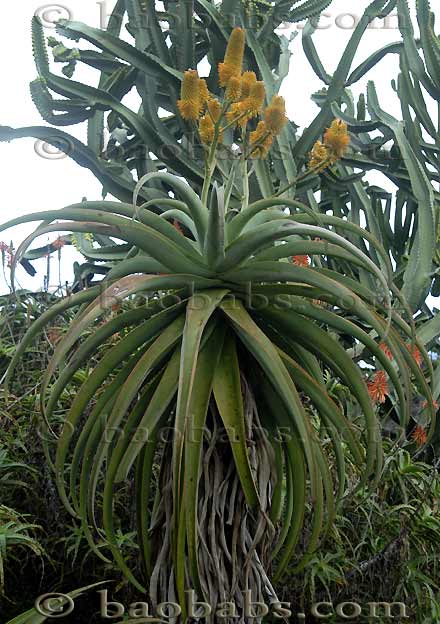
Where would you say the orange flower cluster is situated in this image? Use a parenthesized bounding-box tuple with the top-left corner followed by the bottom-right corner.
(177, 69, 212, 122)
(407, 343, 422, 366)
(379, 340, 423, 367)
(324, 119, 351, 161)
(218, 27, 246, 87)
(249, 121, 273, 159)
(309, 119, 350, 172)
(176, 27, 288, 159)
(367, 370, 389, 404)
(379, 341, 393, 360)
(308, 141, 328, 171)
(412, 425, 427, 448)
(292, 255, 310, 267)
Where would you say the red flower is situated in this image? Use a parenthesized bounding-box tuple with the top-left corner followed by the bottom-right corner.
(292, 255, 310, 267)
(412, 425, 427, 448)
(367, 371, 389, 404)
(407, 343, 422, 366)
(379, 341, 393, 360)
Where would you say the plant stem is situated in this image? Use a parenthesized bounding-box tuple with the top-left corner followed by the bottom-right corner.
(201, 102, 230, 207)
(201, 150, 216, 207)
(241, 130, 249, 210)
(222, 110, 248, 133)
(243, 131, 272, 160)
(274, 158, 331, 197)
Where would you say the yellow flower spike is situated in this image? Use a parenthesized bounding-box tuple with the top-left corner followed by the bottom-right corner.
(226, 75, 242, 101)
(264, 95, 288, 135)
(218, 64, 238, 88)
(323, 119, 350, 162)
(218, 27, 245, 87)
(207, 98, 222, 122)
(199, 114, 215, 145)
(226, 102, 242, 126)
(177, 69, 200, 121)
(249, 121, 273, 159)
(240, 71, 257, 100)
(243, 81, 266, 116)
(308, 140, 330, 171)
(198, 78, 211, 111)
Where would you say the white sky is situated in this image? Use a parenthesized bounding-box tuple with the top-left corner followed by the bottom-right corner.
(0, 1, 429, 295)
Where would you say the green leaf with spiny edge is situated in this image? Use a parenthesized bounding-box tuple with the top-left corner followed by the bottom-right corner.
(0, 125, 163, 206)
(251, 368, 323, 578)
(171, 291, 229, 608)
(367, 81, 436, 311)
(44, 306, 159, 423)
(287, 0, 333, 23)
(55, 20, 182, 83)
(75, 352, 146, 561)
(31, 17, 50, 76)
(134, 172, 209, 245)
(172, 290, 230, 540)
(302, 20, 331, 85)
(4, 213, 211, 280)
(293, 0, 393, 160)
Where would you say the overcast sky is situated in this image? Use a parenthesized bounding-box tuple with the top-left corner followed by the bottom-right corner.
(0, 1, 428, 297)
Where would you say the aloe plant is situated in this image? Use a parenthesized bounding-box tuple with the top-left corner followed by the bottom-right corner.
(1, 60, 437, 624)
(1, 0, 438, 620)
(2, 174, 435, 611)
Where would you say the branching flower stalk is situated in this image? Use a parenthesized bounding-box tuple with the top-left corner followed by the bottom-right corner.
(201, 104, 228, 206)
(275, 120, 350, 197)
(178, 28, 289, 207)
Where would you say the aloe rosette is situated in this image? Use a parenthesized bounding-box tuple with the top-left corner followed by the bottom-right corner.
(1, 163, 436, 614)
